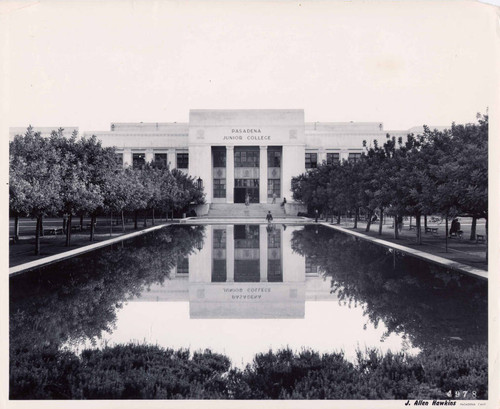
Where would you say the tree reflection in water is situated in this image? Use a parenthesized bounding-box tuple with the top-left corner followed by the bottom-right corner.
(291, 225, 487, 350)
(10, 225, 205, 350)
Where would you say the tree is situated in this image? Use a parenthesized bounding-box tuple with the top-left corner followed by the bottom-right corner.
(49, 129, 103, 246)
(9, 127, 64, 254)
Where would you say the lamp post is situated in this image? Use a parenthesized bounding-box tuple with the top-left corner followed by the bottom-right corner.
(197, 177, 203, 190)
(196, 238, 203, 251)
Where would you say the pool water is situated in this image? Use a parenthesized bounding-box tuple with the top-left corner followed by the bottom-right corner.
(10, 224, 487, 368)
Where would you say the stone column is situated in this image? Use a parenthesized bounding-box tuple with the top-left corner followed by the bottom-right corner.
(226, 225, 234, 282)
(340, 149, 349, 162)
(226, 146, 234, 204)
(145, 148, 154, 164)
(282, 145, 305, 202)
(259, 225, 268, 282)
(318, 148, 326, 165)
(167, 148, 176, 168)
(123, 148, 132, 168)
(259, 146, 268, 204)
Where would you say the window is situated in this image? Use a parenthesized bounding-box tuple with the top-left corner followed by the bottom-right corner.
(348, 152, 362, 163)
(213, 229, 226, 249)
(268, 149, 281, 167)
(235, 179, 259, 188)
(132, 153, 145, 169)
(213, 179, 226, 198)
(267, 260, 282, 282)
(177, 256, 189, 275)
(212, 260, 227, 282)
(268, 229, 281, 248)
(115, 153, 123, 167)
(267, 179, 281, 198)
(177, 153, 189, 169)
(235, 150, 259, 167)
(305, 256, 320, 275)
(213, 149, 226, 167)
(154, 153, 168, 168)
(305, 153, 318, 169)
(326, 153, 340, 165)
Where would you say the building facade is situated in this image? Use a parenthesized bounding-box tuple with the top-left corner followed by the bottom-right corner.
(12, 109, 426, 204)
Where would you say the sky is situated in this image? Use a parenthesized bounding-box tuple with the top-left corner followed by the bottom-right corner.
(2, 0, 498, 132)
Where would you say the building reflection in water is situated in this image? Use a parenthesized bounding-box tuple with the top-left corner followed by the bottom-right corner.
(140, 224, 334, 319)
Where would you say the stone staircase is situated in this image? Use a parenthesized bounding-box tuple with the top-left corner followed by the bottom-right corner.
(207, 203, 287, 218)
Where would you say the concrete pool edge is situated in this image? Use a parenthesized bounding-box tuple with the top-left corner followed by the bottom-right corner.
(320, 222, 488, 280)
(9, 224, 169, 276)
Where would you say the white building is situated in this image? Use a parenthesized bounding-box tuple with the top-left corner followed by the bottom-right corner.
(82, 109, 419, 205)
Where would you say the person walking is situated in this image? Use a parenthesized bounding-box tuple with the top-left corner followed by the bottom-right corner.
(266, 211, 273, 224)
(272, 192, 277, 204)
(397, 215, 403, 232)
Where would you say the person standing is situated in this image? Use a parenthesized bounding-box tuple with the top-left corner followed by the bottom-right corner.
(315, 209, 319, 223)
(272, 192, 277, 204)
(266, 211, 273, 224)
(245, 192, 250, 206)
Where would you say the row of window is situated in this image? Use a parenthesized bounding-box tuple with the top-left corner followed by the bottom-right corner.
(213, 179, 281, 198)
(212, 149, 282, 168)
(305, 152, 362, 169)
(213, 227, 281, 249)
(119, 150, 361, 171)
(115, 152, 189, 170)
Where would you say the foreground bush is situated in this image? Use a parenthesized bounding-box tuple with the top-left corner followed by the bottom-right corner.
(10, 343, 487, 400)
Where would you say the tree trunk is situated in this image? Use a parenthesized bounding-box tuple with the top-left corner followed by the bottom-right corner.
(121, 210, 125, 233)
(409, 215, 413, 230)
(66, 214, 72, 247)
(152, 208, 155, 226)
(416, 214, 422, 245)
(424, 215, 428, 231)
(394, 216, 399, 239)
(90, 215, 96, 242)
(134, 211, 138, 230)
(110, 211, 113, 236)
(337, 212, 341, 224)
(35, 215, 41, 255)
(470, 216, 477, 241)
(445, 216, 449, 253)
(353, 208, 358, 229)
(39, 215, 44, 237)
(14, 214, 19, 242)
(80, 214, 84, 231)
(143, 211, 147, 228)
(378, 208, 384, 236)
(365, 209, 373, 232)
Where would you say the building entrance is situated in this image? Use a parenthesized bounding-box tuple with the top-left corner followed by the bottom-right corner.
(234, 180, 259, 204)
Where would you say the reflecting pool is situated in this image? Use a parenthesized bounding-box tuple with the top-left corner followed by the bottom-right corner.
(10, 224, 488, 396)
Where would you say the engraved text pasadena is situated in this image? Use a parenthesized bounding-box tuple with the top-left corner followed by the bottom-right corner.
(223, 128, 271, 141)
